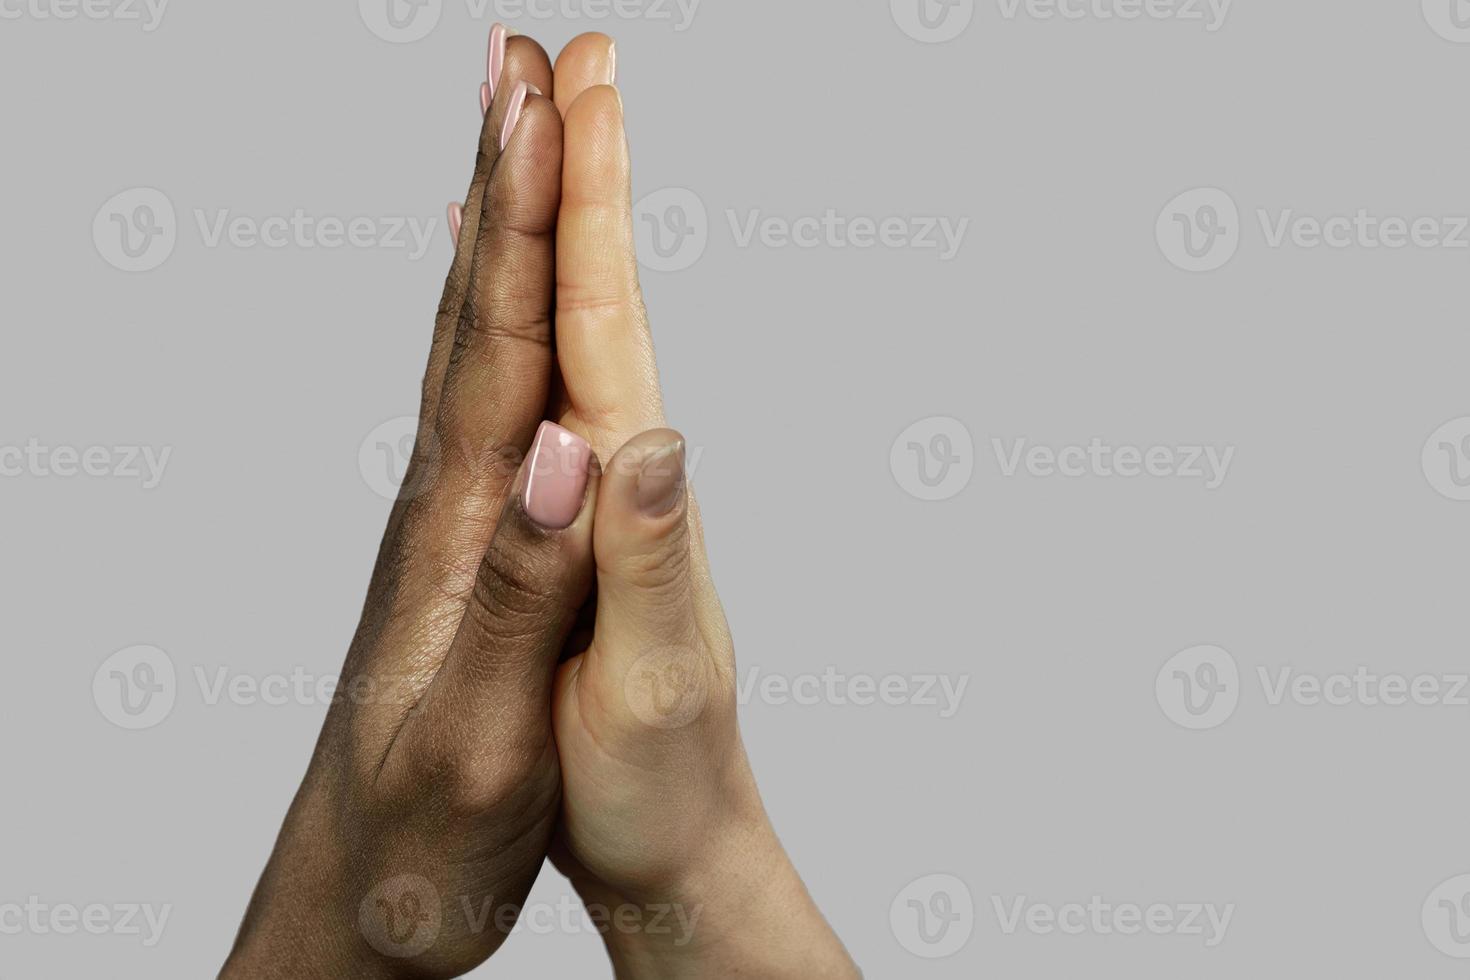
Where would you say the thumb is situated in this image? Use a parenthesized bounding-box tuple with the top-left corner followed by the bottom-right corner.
(588, 429, 705, 704)
(388, 421, 598, 794)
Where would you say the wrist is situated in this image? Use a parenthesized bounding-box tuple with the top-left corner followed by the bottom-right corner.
(221, 912, 406, 980)
(220, 835, 406, 980)
(594, 809, 858, 979)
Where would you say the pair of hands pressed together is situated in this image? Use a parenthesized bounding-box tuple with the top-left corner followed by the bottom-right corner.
(220, 27, 858, 979)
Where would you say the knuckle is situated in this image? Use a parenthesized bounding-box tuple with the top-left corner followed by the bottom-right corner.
(448, 301, 552, 370)
(555, 280, 643, 319)
(611, 525, 691, 598)
(407, 730, 557, 823)
(443, 762, 526, 821)
(467, 538, 563, 641)
(431, 408, 523, 481)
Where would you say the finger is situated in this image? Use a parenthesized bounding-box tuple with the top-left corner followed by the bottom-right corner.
(434, 84, 562, 500)
(552, 32, 617, 119)
(556, 86, 665, 449)
(424, 30, 554, 427)
(483, 22, 510, 114)
(587, 429, 700, 675)
(394, 423, 598, 774)
(347, 37, 559, 752)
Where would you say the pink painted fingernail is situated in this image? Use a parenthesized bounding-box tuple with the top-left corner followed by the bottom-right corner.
(609, 41, 617, 85)
(480, 82, 492, 117)
(522, 422, 592, 530)
(448, 202, 463, 243)
(499, 81, 538, 151)
(487, 23, 508, 102)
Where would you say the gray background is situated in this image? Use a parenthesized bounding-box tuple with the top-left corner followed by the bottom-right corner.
(4, 0, 1470, 975)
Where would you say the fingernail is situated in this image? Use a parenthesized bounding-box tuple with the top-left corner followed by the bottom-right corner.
(499, 81, 538, 151)
(608, 41, 618, 85)
(636, 441, 686, 517)
(487, 22, 508, 102)
(480, 82, 492, 117)
(448, 202, 463, 243)
(523, 422, 592, 530)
